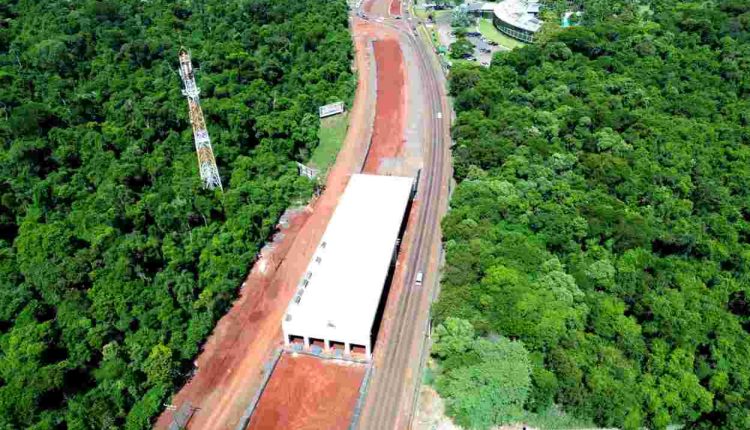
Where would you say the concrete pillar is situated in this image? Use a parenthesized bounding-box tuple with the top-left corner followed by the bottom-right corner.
(365, 342, 371, 360)
(303, 336, 310, 350)
(283, 332, 290, 347)
(345, 342, 351, 355)
(324, 339, 331, 353)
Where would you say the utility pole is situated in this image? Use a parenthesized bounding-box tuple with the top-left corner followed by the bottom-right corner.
(178, 49, 223, 191)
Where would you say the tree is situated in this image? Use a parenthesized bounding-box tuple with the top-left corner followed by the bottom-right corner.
(450, 38, 474, 59)
(433, 321, 532, 430)
(0, 0, 354, 427)
(451, 6, 474, 28)
(433, 0, 750, 427)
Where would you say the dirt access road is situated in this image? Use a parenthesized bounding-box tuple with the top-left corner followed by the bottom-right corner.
(355, 0, 453, 429)
(154, 12, 379, 430)
(246, 11, 431, 430)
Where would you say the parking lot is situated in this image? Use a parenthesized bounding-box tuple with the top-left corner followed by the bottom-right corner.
(418, 6, 507, 67)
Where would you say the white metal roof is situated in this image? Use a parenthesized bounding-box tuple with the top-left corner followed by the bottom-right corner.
(494, 0, 543, 33)
(282, 174, 414, 346)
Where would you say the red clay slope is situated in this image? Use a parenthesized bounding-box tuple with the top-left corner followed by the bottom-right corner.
(247, 354, 366, 430)
(363, 39, 406, 173)
(389, 0, 401, 16)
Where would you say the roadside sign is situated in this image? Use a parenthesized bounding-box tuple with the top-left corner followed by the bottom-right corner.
(318, 101, 345, 118)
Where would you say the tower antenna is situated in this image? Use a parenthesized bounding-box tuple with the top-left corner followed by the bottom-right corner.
(178, 48, 223, 191)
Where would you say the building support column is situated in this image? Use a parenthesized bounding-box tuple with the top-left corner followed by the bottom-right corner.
(303, 336, 310, 350)
(345, 342, 351, 356)
(324, 339, 331, 353)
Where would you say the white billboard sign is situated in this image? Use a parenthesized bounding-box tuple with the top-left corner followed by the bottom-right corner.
(319, 101, 345, 118)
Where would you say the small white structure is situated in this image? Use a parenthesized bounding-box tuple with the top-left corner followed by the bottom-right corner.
(296, 162, 320, 180)
(282, 174, 414, 359)
(318, 101, 345, 118)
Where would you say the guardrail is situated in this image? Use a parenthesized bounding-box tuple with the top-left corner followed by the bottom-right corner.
(348, 364, 375, 430)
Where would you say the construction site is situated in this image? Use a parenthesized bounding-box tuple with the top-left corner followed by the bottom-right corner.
(282, 173, 415, 359)
(156, 0, 452, 428)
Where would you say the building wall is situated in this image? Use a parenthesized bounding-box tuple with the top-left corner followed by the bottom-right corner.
(493, 14, 536, 42)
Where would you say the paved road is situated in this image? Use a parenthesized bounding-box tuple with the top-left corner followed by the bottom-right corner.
(356, 0, 453, 428)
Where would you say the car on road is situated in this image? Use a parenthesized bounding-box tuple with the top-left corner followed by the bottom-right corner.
(415, 271, 424, 286)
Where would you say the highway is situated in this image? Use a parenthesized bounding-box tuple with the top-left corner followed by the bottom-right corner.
(356, 0, 453, 428)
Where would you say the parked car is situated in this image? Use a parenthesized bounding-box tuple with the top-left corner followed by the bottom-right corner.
(415, 271, 424, 286)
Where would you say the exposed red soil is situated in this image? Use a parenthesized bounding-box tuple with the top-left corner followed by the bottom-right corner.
(154, 17, 378, 430)
(362, 0, 381, 15)
(247, 354, 366, 430)
(363, 39, 406, 173)
(389, 0, 401, 17)
(154, 208, 310, 430)
(363, 0, 375, 14)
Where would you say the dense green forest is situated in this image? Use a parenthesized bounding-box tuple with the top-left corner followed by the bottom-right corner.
(433, 0, 750, 428)
(0, 0, 353, 428)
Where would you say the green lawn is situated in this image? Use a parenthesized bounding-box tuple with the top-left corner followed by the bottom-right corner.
(413, 7, 430, 20)
(310, 112, 349, 174)
(478, 18, 527, 50)
(414, 7, 450, 21)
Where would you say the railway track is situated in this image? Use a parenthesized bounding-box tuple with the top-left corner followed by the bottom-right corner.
(357, 1, 451, 428)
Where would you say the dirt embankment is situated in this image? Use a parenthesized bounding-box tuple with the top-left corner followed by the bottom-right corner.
(363, 38, 406, 173)
(247, 354, 366, 430)
(389, 0, 401, 16)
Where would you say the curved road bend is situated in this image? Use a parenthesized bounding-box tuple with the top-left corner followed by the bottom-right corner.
(357, 0, 453, 429)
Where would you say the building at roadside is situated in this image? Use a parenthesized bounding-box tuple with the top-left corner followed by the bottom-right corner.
(466, 2, 499, 19)
(493, 0, 543, 43)
(282, 174, 414, 360)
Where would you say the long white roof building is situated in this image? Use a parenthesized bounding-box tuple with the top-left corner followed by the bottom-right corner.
(282, 174, 414, 358)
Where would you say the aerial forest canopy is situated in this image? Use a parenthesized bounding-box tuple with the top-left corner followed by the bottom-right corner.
(0, 0, 353, 428)
(434, 0, 750, 429)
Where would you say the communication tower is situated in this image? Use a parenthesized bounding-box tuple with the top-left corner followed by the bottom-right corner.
(178, 49, 223, 191)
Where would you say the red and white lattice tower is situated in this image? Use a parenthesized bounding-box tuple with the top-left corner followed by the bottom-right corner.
(178, 49, 223, 191)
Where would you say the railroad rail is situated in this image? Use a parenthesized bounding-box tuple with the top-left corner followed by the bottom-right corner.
(355, 0, 452, 427)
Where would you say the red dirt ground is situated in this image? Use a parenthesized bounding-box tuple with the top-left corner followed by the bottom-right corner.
(154, 17, 377, 430)
(363, 39, 406, 173)
(247, 354, 366, 430)
(389, 0, 401, 16)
